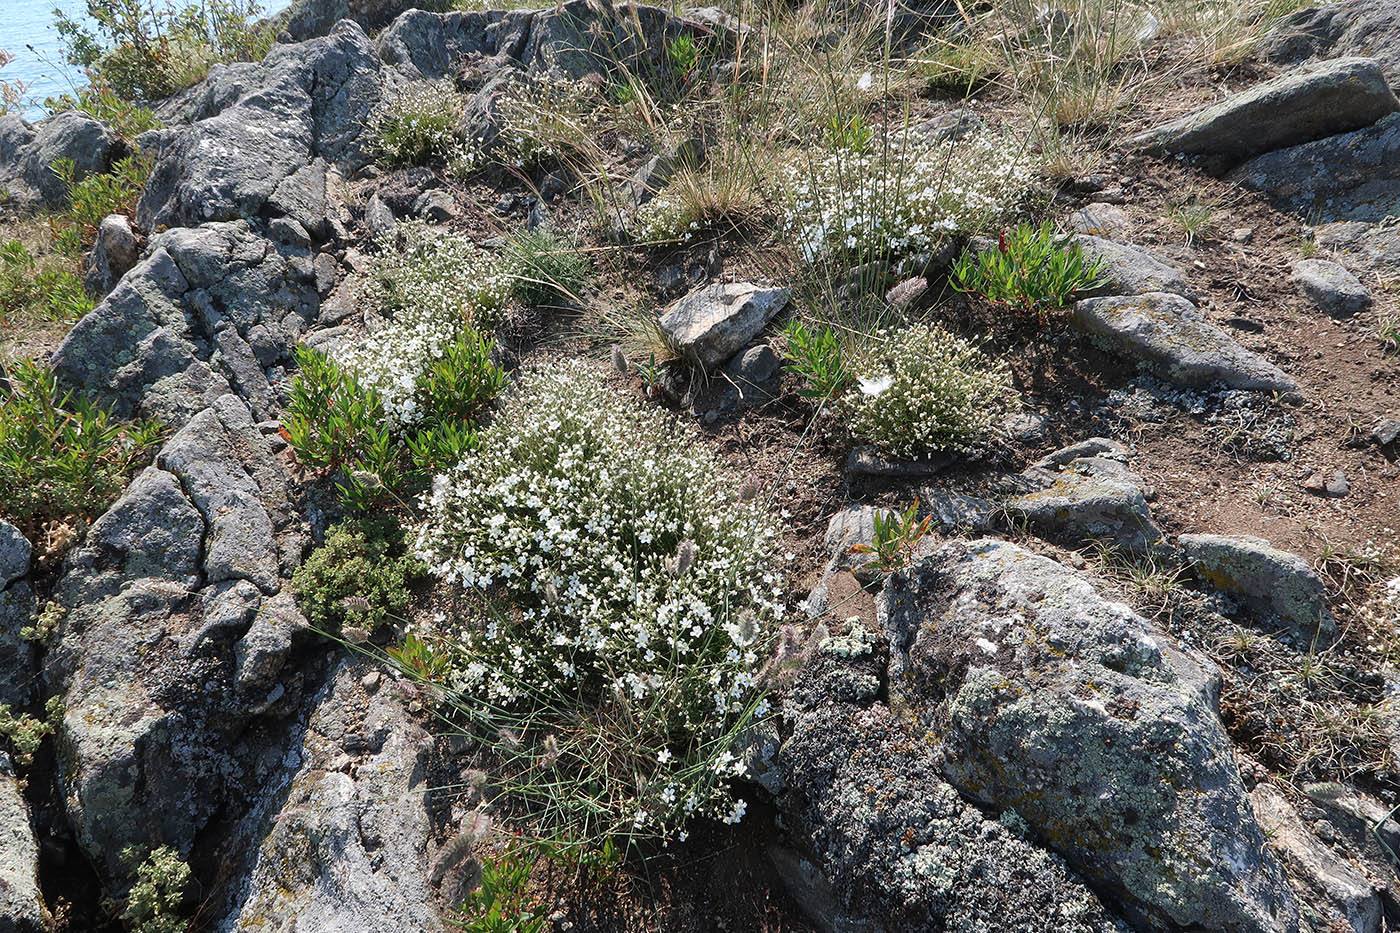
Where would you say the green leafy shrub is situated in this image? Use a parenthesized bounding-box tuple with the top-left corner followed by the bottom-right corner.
(849, 501, 931, 576)
(458, 844, 548, 933)
(53, 153, 152, 243)
(292, 517, 426, 634)
(366, 79, 476, 171)
(776, 130, 1033, 274)
(780, 318, 849, 400)
(342, 224, 511, 426)
(120, 845, 190, 933)
(503, 228, 589, 308)
(0, 359, 164, 533)
(952, 221, 1105, 321)
(414, 329, 506, 427)
(281, 345, 390, 473)
(55, 0, 274, 103)
(843, 323, 1014, 457)
(412, 363, 782, 842)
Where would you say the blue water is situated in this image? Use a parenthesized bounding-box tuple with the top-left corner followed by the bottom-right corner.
(1, 0, 289, 118)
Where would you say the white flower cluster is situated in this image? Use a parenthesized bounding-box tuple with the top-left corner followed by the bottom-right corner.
(414, 363, 783, 837)
(634, 184, 706, 242)
(843, 323, 1016, 458)
(365, 79, 481, 174)
(778, 130, 1034, 269)
(494, 73, 599, 168)
(336, 223, 510, 426)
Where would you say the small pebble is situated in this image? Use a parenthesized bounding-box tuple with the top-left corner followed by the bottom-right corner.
(362, 671, 382, 692)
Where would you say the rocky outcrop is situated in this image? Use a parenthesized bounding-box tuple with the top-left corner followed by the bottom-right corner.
(0, 110, 124, 211)
(880, 539, 1300, 931)
(1179, 533, 1335, 643)
(137, 21, 381, 233)
(1267, 0, 1400, 92)
(0, 753, 49, 933)
(1074, 292, 1296, 392)
(1129, 57, 1398, 169)
(660, 281, 790, 369)
(216, 662, 442, 933)
(52, 220, 323, 424)
(1230, 112, 1400, 225)
(778, 625, 1124, 932)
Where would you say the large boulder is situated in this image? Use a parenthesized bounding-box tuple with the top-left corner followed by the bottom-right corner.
(0, 753, 50, 932)
(0, 110, 124, 211)
(52, 221, 322, 423)
(1128, 57, 1397, 169)
(1073, 292, 1296, 392)
(45, 392, 311, 884)
(1075, 235, 1195, 300)
(216, 661, 443, 932)
(881, 539, 1300, 931)
(137, 21, 381, 232)
(778, 624, 1123, 932)
(1178, 533, 1335, 643)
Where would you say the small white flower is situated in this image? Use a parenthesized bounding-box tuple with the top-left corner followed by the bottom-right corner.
(858, 374, 894, 396)
(856, 71, 873, 91)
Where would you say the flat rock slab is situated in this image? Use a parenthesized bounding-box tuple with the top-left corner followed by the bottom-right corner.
(1291, 258, 1372, 316)
(1179, 533, 1335, 643)
(660, 281, 790, 368)
(1230, 112, 1400, 225)
(1129, 56, 1398, 168)
(1074, 292, 1296, 392)
(1076, 235, 1195, 300)
(881, 539, 1300, 931)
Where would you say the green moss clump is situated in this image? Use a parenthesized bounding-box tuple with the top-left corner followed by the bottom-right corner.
(291, 518, 426, 634)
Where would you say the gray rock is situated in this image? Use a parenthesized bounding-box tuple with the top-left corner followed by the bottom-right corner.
(1373, 418, 1399, 447)
(365, 193, 396, 239)
(0, 110, 123, 210)
(767, 845, 881, 933)
(1074, 292, 1297, 392)
(1179, 533, 1335, 642)
(1267, 0, 1400, 93)
(1230, 112, 1400, 225)
(1068, 202, 1131, 237)
(274, 0, 420, 43)
(1007, 451, 1162, 552)
(1302, 782, 1400, 914)
(778, 624, 1124, 932)
(914, 108, 985, 143)
(0, 583, 38, 710)
(1032, 436, 1129, 470)
(84, 213, 142, 295)
(1003, 410, 1050, 442)
(844, 447, 953, 478)
(1250, 784, 1382, 933)
(822, 505, 896, 576)
(1075, 235, 1194, 300)
(412, 188, 456, 222)
(659, 281, 790, 369)
(882, 538, 1300, 931)
(1291, 258, 1372, 316)
(0, 520, 29, 589)
(0, 753, 50, 932)
(53, 221, 319, 423)
(216, 661, 443, 933)
(1312, 216, 1400, 276)
(1128, 57, 1399, 168)
(137, 22, 381, 231)
(920, 489, 995, 533)
(725, 343, 781, 386)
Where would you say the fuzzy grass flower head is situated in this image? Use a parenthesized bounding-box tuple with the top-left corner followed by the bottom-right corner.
(335, 223, 510, 426)
(844, 323, 1016, 458)
(777, 129, 1034, 272)
(413, 362, 784, 841)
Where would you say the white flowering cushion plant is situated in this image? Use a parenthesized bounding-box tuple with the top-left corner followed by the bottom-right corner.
(335, 223, 511, 427)
(777, 130, 1034, 272)
(365, 79, 481, 174)
(843, 323, 1016, 458)
(412, 363, 784, 842)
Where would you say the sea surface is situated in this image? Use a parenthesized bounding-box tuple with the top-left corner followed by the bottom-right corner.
(1, 0, 289, 118)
